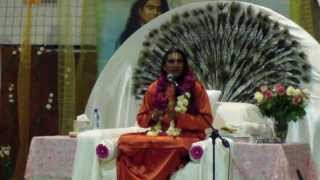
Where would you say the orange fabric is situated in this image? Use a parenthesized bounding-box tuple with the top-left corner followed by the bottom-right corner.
(117, 80, 213, 180)
(137, 80, 213, 134)
(117, 133, 202, 180)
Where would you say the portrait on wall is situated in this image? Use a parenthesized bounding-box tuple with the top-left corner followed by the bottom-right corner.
(97, 0, 288, 73)
(97, 0, 170, 73)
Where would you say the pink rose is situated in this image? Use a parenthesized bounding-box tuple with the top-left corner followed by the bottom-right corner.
(275, 84, 285, 95)
(292, 95, 303, 105)
(263, 90, 273, 100)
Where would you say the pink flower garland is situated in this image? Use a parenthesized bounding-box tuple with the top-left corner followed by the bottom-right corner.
(154, 71, 196, 112)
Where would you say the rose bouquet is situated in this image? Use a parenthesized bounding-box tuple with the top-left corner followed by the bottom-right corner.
(254, 84, 309, 141)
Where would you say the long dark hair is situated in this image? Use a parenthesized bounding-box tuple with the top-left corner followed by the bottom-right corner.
(157, 48, 197, 113)
(117, 0, 169, 46)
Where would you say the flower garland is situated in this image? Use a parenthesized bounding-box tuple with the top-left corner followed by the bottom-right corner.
(147, 71, 195, 137)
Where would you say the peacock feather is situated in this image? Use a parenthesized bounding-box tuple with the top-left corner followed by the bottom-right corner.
(132, 2, 311, 102)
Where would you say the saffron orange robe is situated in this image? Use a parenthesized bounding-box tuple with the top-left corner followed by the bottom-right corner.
(117, 80, 213, 180)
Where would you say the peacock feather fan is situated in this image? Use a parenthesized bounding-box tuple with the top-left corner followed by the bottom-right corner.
(132, 2, 310, 102)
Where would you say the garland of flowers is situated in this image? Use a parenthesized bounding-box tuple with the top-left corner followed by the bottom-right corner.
(147, 71, 195, 136)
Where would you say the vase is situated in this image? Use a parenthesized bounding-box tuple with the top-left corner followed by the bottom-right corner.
(273, 120, 288, 143)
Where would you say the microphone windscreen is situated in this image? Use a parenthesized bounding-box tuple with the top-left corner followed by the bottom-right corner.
(167, 73, 174, 82)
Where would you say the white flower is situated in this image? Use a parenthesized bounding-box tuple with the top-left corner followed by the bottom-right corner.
(146, 130, 160, 136)
(175, 106, 181, 112)
(182, 99, 189, 106)
(180, 106, 187, 113)
(176, 100, 182, 107)
(167, 128, 181, 136)
(175, 92, 190, 113)
(147, 121, 162, 136)
(45, 104, 52, 110)
(49, 93, 54, 97)
(37, 51, 42, 55)
(3, 149, 9, 156)
(166, 120, 181, 136)
(48, 98, 53, 103)
(293, 89, 302, 96)
(40, 47, 45, 51)
(302, 88, 310, 95)
(8, 87, 13, 92)
(12, 50, 17, 55)
(177, 95, 184, 101)
(9, 99, 15, 103)
(0, 151, 4, 158)
(8, 94, 13, 98)
(254, 92, 264, 103)
(286, 86, 295, 96)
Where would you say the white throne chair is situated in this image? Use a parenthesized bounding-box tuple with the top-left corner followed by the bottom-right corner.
(72, 1, 320, 180)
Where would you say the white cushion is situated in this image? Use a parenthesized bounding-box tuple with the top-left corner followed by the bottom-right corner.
(206, 90, 221, 114)
(214, 102, 273, 137)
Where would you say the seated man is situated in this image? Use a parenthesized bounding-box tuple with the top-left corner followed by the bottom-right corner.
(117, 48, 213, 180)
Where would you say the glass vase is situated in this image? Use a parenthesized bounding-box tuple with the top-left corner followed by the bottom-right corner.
(273, 119, 288, 143)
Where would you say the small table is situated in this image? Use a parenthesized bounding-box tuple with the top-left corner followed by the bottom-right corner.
(24, 136, 77, 180)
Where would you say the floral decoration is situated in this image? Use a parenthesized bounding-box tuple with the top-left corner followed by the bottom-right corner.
(254, 84, 309, 123)
(189, 145, 204, 161)
(96, 143, 109, 160)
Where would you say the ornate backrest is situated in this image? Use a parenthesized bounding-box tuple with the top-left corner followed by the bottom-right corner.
(132, 2, 310, 103)
(85, 1, 319, 129)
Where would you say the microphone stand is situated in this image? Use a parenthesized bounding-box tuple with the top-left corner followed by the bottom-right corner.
(210, 128, 230, 180)
(202, 117, 230, 180)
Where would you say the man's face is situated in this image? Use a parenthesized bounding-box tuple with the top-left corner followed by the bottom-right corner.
(164, 52, 184, 78)
(139, 0, 162, 24)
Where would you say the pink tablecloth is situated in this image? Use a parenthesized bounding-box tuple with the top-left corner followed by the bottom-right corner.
(24, 136, 77, 180)
(231, 143, 318, 180)
(24, 136, 318, 180)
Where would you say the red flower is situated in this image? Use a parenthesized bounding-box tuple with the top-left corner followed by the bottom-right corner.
(275, 84, 285, 95)
(292, 95, 302, 105)
(263, 90, 273, 100)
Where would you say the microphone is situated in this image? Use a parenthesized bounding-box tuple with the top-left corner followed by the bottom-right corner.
(212, 128, 230, 148)
(201, 114, 230, 148)
(167, 73, 178, 87)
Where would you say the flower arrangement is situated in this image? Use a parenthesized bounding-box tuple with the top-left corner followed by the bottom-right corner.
(0, 145, 13, 180)
(254, 84, 309, 122)
(254, 84, 309, 140)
